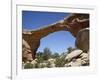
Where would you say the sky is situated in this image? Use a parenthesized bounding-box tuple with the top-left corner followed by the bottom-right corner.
(22, 11, 75, 54)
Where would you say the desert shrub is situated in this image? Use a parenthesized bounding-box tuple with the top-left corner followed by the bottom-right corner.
(36, 52, 44, 63)
(51, 52, 59, 58)
(34, 63, 39, 68)
(24, 63, 33, 69)
(55, 57, 66, 67)
(42, 47, 52, 60)
(67, 47, 74, 53)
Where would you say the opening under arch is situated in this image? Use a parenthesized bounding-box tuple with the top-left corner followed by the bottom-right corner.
(37, 31, 75, 54)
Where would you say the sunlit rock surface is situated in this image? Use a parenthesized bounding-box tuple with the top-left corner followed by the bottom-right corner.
(22, 13, 89, 60)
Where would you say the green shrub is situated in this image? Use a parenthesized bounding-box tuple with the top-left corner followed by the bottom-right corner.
(55, 57, 66, 67)
(24, 63, 33, 69)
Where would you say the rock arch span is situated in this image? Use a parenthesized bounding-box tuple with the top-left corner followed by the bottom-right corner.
(22, 13, 89, 61)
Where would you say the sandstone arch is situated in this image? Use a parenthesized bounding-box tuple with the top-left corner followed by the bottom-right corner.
(22, 13, 89, 61)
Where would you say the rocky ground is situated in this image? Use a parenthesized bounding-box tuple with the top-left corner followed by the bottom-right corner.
(22, 49, 89, 69)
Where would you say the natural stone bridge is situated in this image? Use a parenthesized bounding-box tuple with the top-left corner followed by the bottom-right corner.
(22, 13, 89, 61)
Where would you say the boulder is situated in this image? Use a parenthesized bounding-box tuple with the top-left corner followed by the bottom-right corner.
(49, 63, 56, 68)
(64, 63, 70, 67)
(31, 59, 37, 65)
(72, 58, 82, 66)
(75, 28, 89, 52)
(65, 58, 82, 67)
(38, 63, 48, 68)
(48, 58, 55, 64)
(47, 59, 56, 68)
(80, 52, 89, 66)
(65, 49, 83, 62)
(80, 53, 89, 60)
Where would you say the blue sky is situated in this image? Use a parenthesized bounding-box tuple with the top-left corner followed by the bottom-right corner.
(22, 11, 75, 54)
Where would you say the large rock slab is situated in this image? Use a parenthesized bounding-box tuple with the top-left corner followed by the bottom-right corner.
(65, 49, 83, 62)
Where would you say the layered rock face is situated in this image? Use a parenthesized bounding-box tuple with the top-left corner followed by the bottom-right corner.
(22, 13, 89, 61)
(22, 39, 33, 62)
